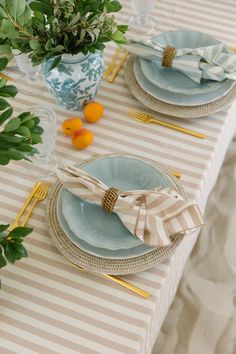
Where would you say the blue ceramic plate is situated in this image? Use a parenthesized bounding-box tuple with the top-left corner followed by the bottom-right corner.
(57, 155, 172, 254)
(134, 59, 235, 106)
(139, 30, 235, 95)
(57, 190, 155, 259)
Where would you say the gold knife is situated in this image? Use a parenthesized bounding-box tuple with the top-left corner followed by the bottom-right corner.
(70, 261, 151, 298)
(10, 182, 41, 231)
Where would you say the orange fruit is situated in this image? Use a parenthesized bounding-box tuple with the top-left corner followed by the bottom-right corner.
(72, 128, 94, 149)
(62, 117, 83, 136)
(84, 101, 104, 123)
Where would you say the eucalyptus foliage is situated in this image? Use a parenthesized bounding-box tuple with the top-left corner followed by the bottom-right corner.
(0, 0, 128, 68)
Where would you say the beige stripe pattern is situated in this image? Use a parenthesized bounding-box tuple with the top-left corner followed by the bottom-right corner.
(1, 0, 236, 353)
(57, 163, 203, 246)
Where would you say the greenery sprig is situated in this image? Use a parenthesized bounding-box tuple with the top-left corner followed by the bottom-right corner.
(0, 59, 43, 165)
(0, 224, 32, 267)
(0, 0, 128, 68)
(0, 57, 43, 268)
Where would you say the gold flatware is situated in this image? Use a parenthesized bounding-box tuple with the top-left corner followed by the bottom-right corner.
(129, 111, 206, 139)
(10, 182, 41, 231)
(109, 51, 129, 83)
(71, 262, 151, 299)
(102, 273, 151, 298)
(103, 48, 122, 79)
(172, 171, 181, 179)
(103, 48, 129, 83)
(232, 47, 236, 52)
(20, 183, 50, 226)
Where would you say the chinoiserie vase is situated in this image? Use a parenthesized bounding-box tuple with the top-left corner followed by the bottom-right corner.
(42, 52, 104, 111)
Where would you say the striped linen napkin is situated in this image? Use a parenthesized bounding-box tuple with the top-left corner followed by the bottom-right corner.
(124, 40, 236, 83)
(57, 164, 204, 247)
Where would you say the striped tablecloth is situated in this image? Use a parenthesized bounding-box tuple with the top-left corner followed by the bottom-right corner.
(1, 1, 236, 353)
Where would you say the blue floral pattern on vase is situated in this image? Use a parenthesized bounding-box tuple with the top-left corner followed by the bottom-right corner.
(42, 52, 104, 111)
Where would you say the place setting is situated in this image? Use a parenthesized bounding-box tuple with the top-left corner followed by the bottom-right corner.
(121, 30, 236, 119)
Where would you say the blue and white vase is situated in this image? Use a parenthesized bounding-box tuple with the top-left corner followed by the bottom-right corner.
(42, 52, 104, 111)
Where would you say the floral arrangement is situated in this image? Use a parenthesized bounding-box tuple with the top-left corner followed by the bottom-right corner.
(0, 57, 43, 268)
(0, 0, 128, 69)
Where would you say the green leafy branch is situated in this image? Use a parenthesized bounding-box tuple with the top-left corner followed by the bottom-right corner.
(0, 224, 32, 268)
(0, 0, 128, 68)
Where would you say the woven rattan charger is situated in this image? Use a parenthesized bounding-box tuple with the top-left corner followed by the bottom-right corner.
(125, 55, 236, 119)
(46, 153, 189, 275)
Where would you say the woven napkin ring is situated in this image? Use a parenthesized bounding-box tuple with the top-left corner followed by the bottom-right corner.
(102, 188, 120, 213)
(162, 46, 176, 68)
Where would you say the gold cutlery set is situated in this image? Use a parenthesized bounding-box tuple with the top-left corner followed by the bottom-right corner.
(10, 182, 49, 231)
(12, 181, 151, 298)
(103, 48, 129, 83)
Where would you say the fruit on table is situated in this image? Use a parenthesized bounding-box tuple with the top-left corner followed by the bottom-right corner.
(62, 117, 83, 136)
(84, 101, 104, 123)
(72, 128, 94, 149)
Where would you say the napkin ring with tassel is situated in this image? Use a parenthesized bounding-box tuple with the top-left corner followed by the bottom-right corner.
(162, 46, 176, 68)
(102, 188, 120, 213)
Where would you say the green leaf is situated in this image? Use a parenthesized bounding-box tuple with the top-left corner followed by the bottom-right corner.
(30, 39, 41, 50)
(0, 155, 10, 164)
(4, 118, 21, 133)
(15, 125, 31, 138)
(0, 253, 7, 268)
(4, 117, 21, 132)
(0, 134, 24, 143)
(17, 6, 32, 27)
(30, 1, 52, 16)
(0, 57, 8, 71)
(0, 44, 12, 55)
(31, 133, 42, 144)
(0, 78, 7, 88)
(17, 144, 37, 154)
(49, 56, 61, 71)
(0, 224, 9, 232)
(9, 226, 33, 238)
(0, 149, 24, 160)
(31, 125, 44, 134)
(23, 119, 35, 129)
(4, 243, 16, 263)
(13, 243, 28, 259)
(0, 107, 13, 124)
(18, 111, 32, 121)
(1, 19, 18, 39)
(111, 29, 126, 43)
(0, 85, 18, 97)
(7, 0, 26, 20)
(104, 0, 122, 12)
(0, 97, 10, 110)
(45, 38, 52, 51)
(117, 24, 129, 33)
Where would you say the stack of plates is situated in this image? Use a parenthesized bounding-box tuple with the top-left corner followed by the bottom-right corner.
(125, 30, 236, 118)
(46, 154, 187, 274)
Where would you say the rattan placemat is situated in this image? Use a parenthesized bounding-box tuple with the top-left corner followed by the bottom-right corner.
(46, 154, 189, 275)
(125, 56, 236, 119)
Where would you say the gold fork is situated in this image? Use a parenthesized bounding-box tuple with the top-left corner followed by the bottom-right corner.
(20, 183, 50, 227)
(103, 48, 129, 83)
(129, 111, 206, 139)
(9, 182, 42, 231)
